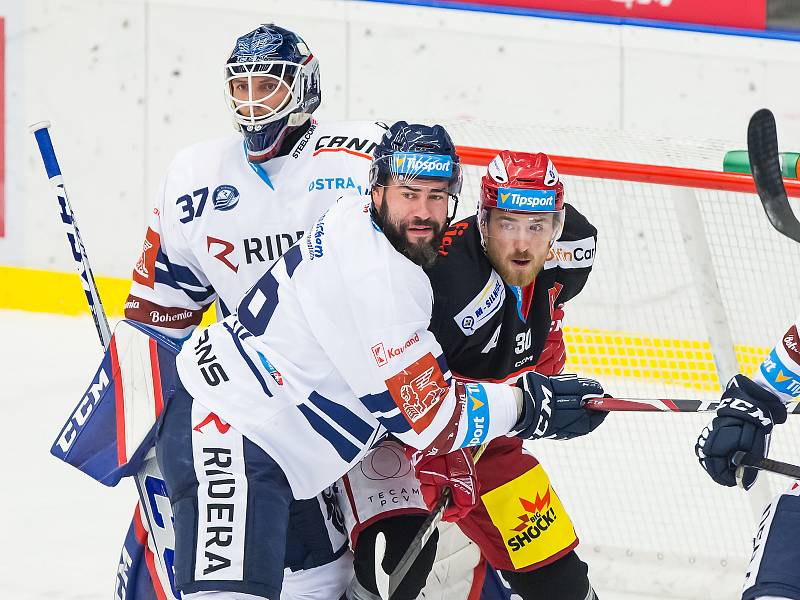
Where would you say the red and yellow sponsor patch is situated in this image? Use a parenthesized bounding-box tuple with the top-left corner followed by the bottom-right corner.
(481, 463, 577, 569)
(385, 352, 447, 434)
(132, 227, 160, 288)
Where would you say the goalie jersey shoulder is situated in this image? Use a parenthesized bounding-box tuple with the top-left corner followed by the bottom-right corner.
(126, 120, 387, 334)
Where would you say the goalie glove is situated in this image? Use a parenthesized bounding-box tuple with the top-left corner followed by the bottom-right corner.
(409, 448, 479, 522)
(695, 374, 787, 489)
(512, 372, 608, 441)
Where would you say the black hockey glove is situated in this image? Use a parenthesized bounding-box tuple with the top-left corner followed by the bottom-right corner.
(513, 373, 609, 441)
(695, 374, 787, 489)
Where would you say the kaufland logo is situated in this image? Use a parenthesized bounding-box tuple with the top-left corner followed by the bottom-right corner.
(497, 188, 556, 212)
(371, 333, 421, 367)
(393, 153, 453, 178)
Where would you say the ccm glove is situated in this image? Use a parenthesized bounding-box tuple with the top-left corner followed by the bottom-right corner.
(695, 374, 787, 489)
(513, 373, 608, 441)
(410, 448, 479, 522)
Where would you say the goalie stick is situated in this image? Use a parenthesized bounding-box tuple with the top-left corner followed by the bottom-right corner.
(30, 123, 178, 597)
(375, 444, 487, 600)
(732, 451, 800, 481)
(29, 121, 112, 346)
(747, 108, 800, 244)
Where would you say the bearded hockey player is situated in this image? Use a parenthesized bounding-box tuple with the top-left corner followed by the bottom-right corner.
(696, 318, 797, 600)
(152, 122, 609, 600)
(116, 23, 386, 600)
(339, 150, 606, 600)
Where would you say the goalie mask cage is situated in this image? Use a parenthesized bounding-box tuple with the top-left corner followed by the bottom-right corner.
(442, 120, 800, 599)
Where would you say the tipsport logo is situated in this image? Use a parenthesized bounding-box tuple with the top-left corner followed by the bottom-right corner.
(497, 187, 556, 212)
(463, 383, 490, 447)
(392, 153, 453, 178)
(760, 349, 800, 398)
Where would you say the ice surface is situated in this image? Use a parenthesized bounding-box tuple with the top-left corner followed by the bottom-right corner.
(0, 311, 135, 600)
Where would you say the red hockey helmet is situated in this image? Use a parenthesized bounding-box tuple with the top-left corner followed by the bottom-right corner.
(478, 150, 565, 243)
(480, 150, 563, 213)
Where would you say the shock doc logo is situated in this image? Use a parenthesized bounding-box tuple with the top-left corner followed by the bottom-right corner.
(481, 464, 577, 569)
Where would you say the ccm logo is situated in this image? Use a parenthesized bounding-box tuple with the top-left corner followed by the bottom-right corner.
(55, 368, 110, 454)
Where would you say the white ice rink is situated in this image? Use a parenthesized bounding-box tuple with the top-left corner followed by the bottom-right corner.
(1, 311, 137, 599)
(0, 309, 678, 600)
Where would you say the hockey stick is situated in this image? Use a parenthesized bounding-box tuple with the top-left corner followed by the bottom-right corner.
(375, 444, 487, 600)
(29, 121, 112, 347)
(732, 451, 800, 480)
(31, 122, 179, 597)
(584, 396, 800, 415)
(747, 108, 800, 244)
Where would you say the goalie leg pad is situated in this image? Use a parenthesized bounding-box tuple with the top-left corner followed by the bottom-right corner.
(156, 382, 293, 598)
(51, 319, 180, 486)
(743, 483, 800, 600)
(349, 514, 439, 600)
(500, 550, 593, 600)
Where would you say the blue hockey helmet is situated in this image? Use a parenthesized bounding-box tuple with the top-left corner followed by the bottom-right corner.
(369, 121, 463, 197)
(224, 24, 321, 162)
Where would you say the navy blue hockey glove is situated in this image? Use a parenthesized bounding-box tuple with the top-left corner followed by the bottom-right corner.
(695, 374, 787, 490)
(513, 373, 609, 441)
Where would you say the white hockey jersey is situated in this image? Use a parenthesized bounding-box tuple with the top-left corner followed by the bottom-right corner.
(125, 119, 387, 337)
(753, 314, 800, 404)
(176, 194, 521, 499)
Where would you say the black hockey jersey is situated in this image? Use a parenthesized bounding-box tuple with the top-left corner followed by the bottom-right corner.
(426, 203, 597, 382)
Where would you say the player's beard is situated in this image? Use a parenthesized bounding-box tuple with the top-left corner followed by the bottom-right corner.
(486, 243, 546, 287)
(378, 201, 445, 268)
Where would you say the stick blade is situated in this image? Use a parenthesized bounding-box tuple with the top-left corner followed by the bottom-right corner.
(374, 532, 390, 600)
(747, 108, 800, 243)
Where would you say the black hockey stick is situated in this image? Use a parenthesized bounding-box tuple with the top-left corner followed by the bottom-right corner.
(747, 108, 800, 244)
(374, 445, 487, 599)
(732, 451, 800, 480)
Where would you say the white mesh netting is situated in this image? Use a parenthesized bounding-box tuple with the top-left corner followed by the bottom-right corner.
(438, 119, 800, 598)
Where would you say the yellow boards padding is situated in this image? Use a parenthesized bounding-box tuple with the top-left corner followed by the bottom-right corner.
(0, 265, 216, 326)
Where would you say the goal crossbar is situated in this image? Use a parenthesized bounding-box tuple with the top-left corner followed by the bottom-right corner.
(456, 145, 800, 197)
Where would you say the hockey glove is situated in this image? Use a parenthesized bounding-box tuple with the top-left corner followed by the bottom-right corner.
(513, 372, 608, 441)
(410, 448, 479, 522)
(695, 374, 787, 489)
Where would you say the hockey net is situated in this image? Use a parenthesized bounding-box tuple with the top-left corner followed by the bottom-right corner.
(442, 120, 800, 599)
